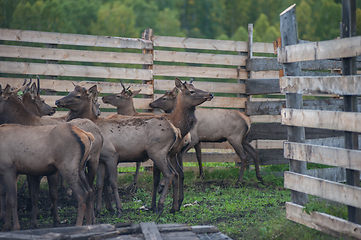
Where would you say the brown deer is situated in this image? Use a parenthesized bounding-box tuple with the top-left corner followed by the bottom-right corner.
(149, 81, 263, 185)
(0, 83, 103, 227)
(0, 122, 94, 231)
(101, 77, 214, 210)
(55, 85, 184, 216)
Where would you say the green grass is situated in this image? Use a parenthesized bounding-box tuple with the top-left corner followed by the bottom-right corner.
(20, 166, 350, 239)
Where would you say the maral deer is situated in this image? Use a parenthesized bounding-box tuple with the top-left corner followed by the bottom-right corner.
(0, 122, 94, 231)
(0, 83, 103, 227)
(55, 84, 185, 215)
(149, 82, 263, 184)
(102, 80, 153, 190)
(102, 77, 213, 210)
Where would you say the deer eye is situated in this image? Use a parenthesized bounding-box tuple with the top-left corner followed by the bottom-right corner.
(75, 96, 81, 99)
(190, 90, 195, 94)
(163, 97, 167, 100)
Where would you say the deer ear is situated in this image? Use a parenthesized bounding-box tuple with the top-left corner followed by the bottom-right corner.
(169, 87, 178, 97)
(175, 77, 186, 91)
(29, 82, 37, 96)
(87, 85, 98, 96)
(131, 89, 141, 96)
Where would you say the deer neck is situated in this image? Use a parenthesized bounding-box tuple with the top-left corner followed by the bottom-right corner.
(66, 102, 98, 122)
(168, 98, 196, 138)
(117, 101, 139, 116)
(2, 97, 42, 125)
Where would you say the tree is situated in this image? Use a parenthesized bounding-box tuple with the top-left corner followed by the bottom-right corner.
(90, 2, 138, 38)
(231, 26, 248, 41)
(153, 7, 185, 37)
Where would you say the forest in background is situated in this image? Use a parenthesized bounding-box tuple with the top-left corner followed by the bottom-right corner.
(1, 0, 361, 43)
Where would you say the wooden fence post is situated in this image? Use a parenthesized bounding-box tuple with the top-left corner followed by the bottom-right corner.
(142, 28, 154, 113)
(341, 0, 361, 224)
(279, 4, 308, 205)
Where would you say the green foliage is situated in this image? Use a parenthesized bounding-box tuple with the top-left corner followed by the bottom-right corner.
(3, 0, 359, 42)
(303, 198, 347, 220)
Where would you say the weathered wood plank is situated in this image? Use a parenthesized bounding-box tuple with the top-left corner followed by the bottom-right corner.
(250, 115, 282, 123)
(161, 232, 199, 240)
(281, 108, 361, 132)
(0, 78, 153, 95)
(153, 50, 247, 66)
(246, 122, 344, 141)
(284, 142, 361, 171)
(0, 61, 153, 80)
(278, 35, 361, 63)
(153, 65, 247, 79)
(140, 222, 163, 240)
(280, 75, 361, 95)
(246, 98, 356, 116)
(153, 36, 248, 52)
(245, 78, 280, 94)
(0, 45, 152, 65)
(253, 42, 275, 54)
(284, 171, 361, 208)
(0, 28, 152, 49)
(250, 71, 279, 79)
(154, 79, 245, 94)
(200, 140, 284, 150)
(246, 57, 351, 72)
(286, 202, 361, 239)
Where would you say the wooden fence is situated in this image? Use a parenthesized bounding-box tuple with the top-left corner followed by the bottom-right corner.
(0, 23, 352, 171)
(278, 2, 361, 238)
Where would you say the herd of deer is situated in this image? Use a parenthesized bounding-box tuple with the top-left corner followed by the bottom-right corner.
(0, 76, 262, 231)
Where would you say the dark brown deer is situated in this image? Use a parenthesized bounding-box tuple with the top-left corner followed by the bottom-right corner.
(55, 84, 184, 216)
(0, 122, 94, 231)
(102, 77, 214, 210)
(149, 81, 263, 185)
(0, 84, 103, 227)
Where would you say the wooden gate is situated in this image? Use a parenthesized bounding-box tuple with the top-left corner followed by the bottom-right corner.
(278, 2, 361, 238)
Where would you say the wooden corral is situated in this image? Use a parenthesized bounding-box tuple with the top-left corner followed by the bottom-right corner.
(278, 2, 361, 239)
(0, 222, 231, 240)
(0, 20, 355, 170)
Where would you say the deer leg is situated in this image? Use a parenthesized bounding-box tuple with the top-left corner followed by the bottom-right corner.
(3, 172, 19, 231)
(95, 162, 106, 216)
(47, 173, 61, 227)
(151, 164, 161, 213)
(128, 162, 140, 192)
(242, 141, 263, 183)
(0, 177, 6, 220)
(28, 175, 40, 229)
(173, 151, 185, 211)
(102, 173, 115, 214)
(62, 173, 88, 226)
(194, 143, 204, 179)
(86, 160, 98, 224)
(228, 139, 248, 185)
(106, 159, 122, 218)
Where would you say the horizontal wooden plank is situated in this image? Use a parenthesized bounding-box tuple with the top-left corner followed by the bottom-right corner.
(278, 35, 361, 63)
(246, 98, 354, 116)
(154, 50, 246, 66)
(250, 115, 282, 123)
(246, 78, 280, 95)
(281, 108, 361, 132)
(153, 65, 247, 79)
(280, 75, 361, 95)
(253, 42, 275, 54)
(154, 79, 245, 94)
(284, 171, 361, 208)
(118, 160, 153, 168)
(0, 78, 153, 95)
(246, 57, 347, 72)
(284, 142, 361, 171)
(246, 122, 344, 141)
(0, 45, 152, 65)
(201, 140, 284, 150)
(153, 36, 248, 52)
(250, 71, 279, 79)
(286, 202, 361, 239)
(0, 61, 152, 80)
(183, 149, 287, 166)
(44, 95, 153, 109)
(0, 28, 152, 49)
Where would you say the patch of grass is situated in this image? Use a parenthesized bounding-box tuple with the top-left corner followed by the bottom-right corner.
(22, 167, 350, 240)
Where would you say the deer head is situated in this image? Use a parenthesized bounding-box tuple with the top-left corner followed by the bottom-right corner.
(102, 80, 141, 109)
